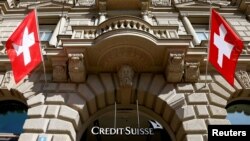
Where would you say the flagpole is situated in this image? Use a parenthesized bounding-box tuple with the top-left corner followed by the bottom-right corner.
(34, 8, 48, 85)
(205, 2, 213, 88)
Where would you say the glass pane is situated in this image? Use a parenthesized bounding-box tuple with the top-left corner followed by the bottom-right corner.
(205, 32, 210, 39)
(40, 32, 52, 41)
(43, 32, 52, 41)
(39, 32, 44, 39)
(196, 32, 207, 41)
(226, 103, 250, 125)
(0, 101, 28, 134)
(0, 111, 27, 133)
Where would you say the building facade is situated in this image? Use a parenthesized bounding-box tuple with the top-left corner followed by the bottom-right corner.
(0, 0, 250, 141)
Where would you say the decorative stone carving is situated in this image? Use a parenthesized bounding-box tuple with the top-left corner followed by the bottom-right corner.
(184, 62, 200, 82)
(165, 53, 184, 82)
(98, 46, 154, 72)
(152, 0, 171, 6)
(53, 65, 68, 82)
(52, 57, 68, 82)
(141, 2, 148, 12)
(0, 71, 13, 89)
(235, 71, 250, 88)
(99, 1, 106, 12)
(118, 65, 134, 87)
(76, 0, 96, 6)
(7, 0, 20, 8)
(68, 53, 86, 83)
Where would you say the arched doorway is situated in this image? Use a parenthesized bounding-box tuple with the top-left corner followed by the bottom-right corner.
(0, 100, 28, 140)
(80, 105, 173, 141)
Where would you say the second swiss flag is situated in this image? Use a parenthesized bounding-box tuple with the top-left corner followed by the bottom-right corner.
(209, 9, 243, 86)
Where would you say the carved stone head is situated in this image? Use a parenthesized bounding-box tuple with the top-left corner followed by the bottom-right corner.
(118, 65, 134, 87)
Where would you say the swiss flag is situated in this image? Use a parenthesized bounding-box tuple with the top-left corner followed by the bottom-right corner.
(209, 9, 243, 86)
(6, 10, 42, 84)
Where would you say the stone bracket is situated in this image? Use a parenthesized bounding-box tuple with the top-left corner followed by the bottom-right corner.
(165, 52, 185, 83)
(184, 62, 200, 83)
(68, 53, 86, 83)
(52, 57, 68, 82)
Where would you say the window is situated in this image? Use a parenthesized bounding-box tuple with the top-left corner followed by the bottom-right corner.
(0, 100, 28, 140)
(39, 25, 55, 41)
(193, 25, 210, 42)
(226, 100, 250, 124)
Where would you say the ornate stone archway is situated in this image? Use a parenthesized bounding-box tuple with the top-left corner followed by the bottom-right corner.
(9, 70, 240, 141)
(1, 69, 247, 141)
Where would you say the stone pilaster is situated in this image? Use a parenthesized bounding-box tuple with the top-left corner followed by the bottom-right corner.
(49, 16, 67, 46)
(182, 16, 200, 45)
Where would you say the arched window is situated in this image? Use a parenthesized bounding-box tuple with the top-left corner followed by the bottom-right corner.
(226, 100, 250, 124)
(0, 100, 28, 140)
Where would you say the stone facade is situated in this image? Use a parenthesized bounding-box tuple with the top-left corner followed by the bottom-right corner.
(0, 0, 250, 141)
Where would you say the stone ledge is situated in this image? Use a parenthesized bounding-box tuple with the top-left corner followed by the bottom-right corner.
(193, 83, 210, 92)
(47, 119, 76, 141)
(19, 133, 38, 141)
(162, 105, 174, 123)
(206, 119, 231, 125)
(208, 105, 227, 118)
(195, 105, 209, 118)
(28, 105, 47, 118)
(176, 83, 194, 93)
(184, 134, 204, 141)
(209, 83, 231, 100)
(67, 93, 89, 122)
(99, 73, 115, 105)
(182, 119, 207, 134)
(199, 75, 212, 83)
(23, 118, 50, 132)
(87, 75, 106, 109)
(176, 105, 195, 121)
(43, 83, 58, 91)
(23, 91, 37, 99)
(58, 105, 81, 130)
(154, 84, 176, 114)
(45, 105, 60, 118)
(58, 83, 77, 92)
(27, 93, 45, 107)
(212, 74, 236, 95)
(207, 93, 227, 108)
(46, 93, 68, 104)
(187, 93, 208, 104)
(146, 75, 165, 108)
(78, 84, 97, 115)
(167, 93, 186, 110)
(53, 134, 71, 141)
(16, 81, 35, 94)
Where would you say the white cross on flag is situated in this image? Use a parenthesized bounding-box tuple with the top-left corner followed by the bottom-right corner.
(209, 9, 243, 86)
(6, 10, 42, 84)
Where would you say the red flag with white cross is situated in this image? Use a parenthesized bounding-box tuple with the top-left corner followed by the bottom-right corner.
(209, 9, 243, 86)
(6, 10, 42, 84)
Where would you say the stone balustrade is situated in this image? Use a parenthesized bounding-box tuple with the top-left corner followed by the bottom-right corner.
(72, 16, 179, 40)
